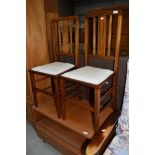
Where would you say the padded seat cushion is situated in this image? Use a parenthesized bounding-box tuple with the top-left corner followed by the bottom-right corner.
(32, 62, 75, 76)
(62, 66, 113, 85)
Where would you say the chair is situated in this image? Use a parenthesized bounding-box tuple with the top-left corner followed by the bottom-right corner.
(60, 9, 123, 133)
(29, 16, 79, 118)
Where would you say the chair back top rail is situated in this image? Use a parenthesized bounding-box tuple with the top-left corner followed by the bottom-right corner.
(84, 9, 123, 69)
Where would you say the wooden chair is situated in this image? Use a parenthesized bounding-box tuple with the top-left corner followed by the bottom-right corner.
(60, 9, 123, 133)
(29, 16, 79, 118)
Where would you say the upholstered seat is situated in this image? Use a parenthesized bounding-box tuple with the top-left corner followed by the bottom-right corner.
(32, 62, 75, 76)
(62, 66, 113, 85)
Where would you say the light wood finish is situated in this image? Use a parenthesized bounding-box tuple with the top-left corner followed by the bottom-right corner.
(93, 88, 100, 133)
(51, 16, 79, 67)
(60, 9, 123, 135)
(99, 16, 106, 56)
(60, 79, 65, 119)
(45, 12, 58, 61)
(44, 0, 58, 13)
(112, 15, 123, 109)
(108, 15, 112, 56)
(86, 5, 128, 55)
(36, 117, 87, 155)
(97, 16, 101, 55)
(29, 71, 38, 107)
(51, 20, 58, 61)
(33, 96, 113, 139)
(93, 17, 96, 55)
(53, 78, 61, 118)
(62, 20, 69, 54)
(29, 16, 79, 119)
(26, 0, 50, 121)
(86, 112, 119, 155)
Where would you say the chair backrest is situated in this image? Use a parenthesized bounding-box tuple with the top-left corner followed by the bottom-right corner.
(51, 16, 79, 67)
(84, 9, 123, 74)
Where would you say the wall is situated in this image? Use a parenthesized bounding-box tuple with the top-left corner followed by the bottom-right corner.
(58, 0, 74, 16)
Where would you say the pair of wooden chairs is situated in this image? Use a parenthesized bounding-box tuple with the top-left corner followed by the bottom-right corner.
(29, 9, 123, 134)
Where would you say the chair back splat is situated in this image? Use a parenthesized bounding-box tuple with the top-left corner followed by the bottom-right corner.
(51, 16, 79, 67)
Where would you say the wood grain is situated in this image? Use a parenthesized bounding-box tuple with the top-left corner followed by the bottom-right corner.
(33, 96, 113, 139)
(26, 0, 50, 120)
(108, 15, 112, 56)
(93, 17, 96, 55)
(62, 20, 69, 54)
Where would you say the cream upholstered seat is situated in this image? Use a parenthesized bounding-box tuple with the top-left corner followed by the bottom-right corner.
(32, 62, 75, 76)
(62, 66, 113, 85)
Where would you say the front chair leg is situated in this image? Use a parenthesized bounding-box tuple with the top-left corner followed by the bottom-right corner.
(53, 78, 61, 118)
(60, 78, 66, 120)
(93, 87, 100, 133)
(29, 71, 38, 107)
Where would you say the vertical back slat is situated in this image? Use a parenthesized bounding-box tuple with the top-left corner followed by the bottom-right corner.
(85, 17, 89, 65)
(108, 15, 112, 56)
(93, 17, 96, 55)
(62, 20, 69, 54)
(97, 17, 101, 55)
(58, 20, 62, 54)
(103, 16, 107, 56)
(112, 14, 123, 109)
(100, 16, 106, 56)
(51, 20, 58, 61)
(70, 18, 73, 54)
(114, 15, 123, 74)
(75, 17, 79, 67)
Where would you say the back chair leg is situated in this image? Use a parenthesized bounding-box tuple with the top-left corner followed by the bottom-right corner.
(60, 79, 66, 120)
(50, 77, 55, 95)
(29, 71, 38, 107)
(53, 78, 61, 118)
(75, 85, 82, 99)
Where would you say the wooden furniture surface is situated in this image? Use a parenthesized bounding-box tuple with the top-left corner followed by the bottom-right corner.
(51, 16, 79, 67)
(44, 0, 59, 61)
(29, 16, 80, 120)
(33, 96, 113, 139)
(27, 2, 127, 154)
(86, 5, 129, 56)
(26, 0, 50, 122)
(60, 9, 123, 135)
(32, 100, 119, 155)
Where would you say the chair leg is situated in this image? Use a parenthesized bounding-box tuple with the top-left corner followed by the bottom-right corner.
(60, 79, 66, 120)
(112, 77, 116, 110)
(75, 85, 82, 99)
(53, 78, 61, 118)
(29, 71, 38, 107)
(93, 87, 100, 133)
(50, 77, 55, 95)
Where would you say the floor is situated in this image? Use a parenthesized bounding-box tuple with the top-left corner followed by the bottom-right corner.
(26, 121, 62, 155)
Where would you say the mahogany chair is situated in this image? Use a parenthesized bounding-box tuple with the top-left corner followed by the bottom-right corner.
(60, 10, 123, 133)
(29, 16, 79, 118)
